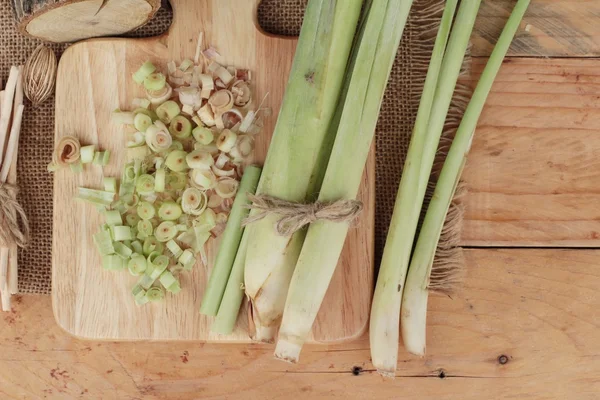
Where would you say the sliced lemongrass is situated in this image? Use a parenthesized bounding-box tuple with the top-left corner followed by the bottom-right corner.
(155, 168, 166, 192)
(134, 113, 152, 132)
(192, 126, 214, 145)
(146, 83, 173, 105)
(165, 150, 189, 172)
(200, 142, 219, 155)
(215, 66, 234, 86)
(148, 256, 169, 280)
(80, 145, 96, 164)
(214, 152, 229, 168)
(145, 125, 172, 152)
(121, 193, 139, 209)
(126, 132, 145, 148)
(155, 221, 177, 242)
(186, 150, 213, 169)
(125, 213, 141, 227)
(112, 110, 135, 125)
(158, 201, 182, 221)
(113, 241, 133, 259)
(236, 135, 254, 157)
(168, 115, 192, 139)
(167, 60, 177, 74)
(137, 201, 156, 220)
(216, 129, 237, 153)
(178, 249, 195, 267)
(144, 72, 166, 91)
(194, 208, 216, 232)
(181, 187, 206, 214)
(179, 58, 193, 72)
(133, 107, 158, 120)
(128, 253, 147, 276)
(135, 174, 155, 195)
(103, 177, 117, 193)
(208, 90, 234, 114)
(169, 141, 184, 152)
(211, 164, 236, 178)
(239, 110, 255, 133)
(167, 172, 187, 190)
(104, 210, 122, 226)
(214, 114, 225, 130)
(102, 254, 125, 270)
(215, 178, 239, 199)
(93, 230, 115, 255)
(200, 165, 260, 316)
(76, 187, 115, 207)
(198, 104, 215, 126)
(189, 168, 216, 190)
(131, 240, 143, 254)
(207, 193, 222, 208)
(166, 240, 183, 258)
(159, 269, 178, 290)
(137, 219, 154, 239)
(127, 145, 150, 160)
(156, 100, 181, 124)
(181, 104, 194, 116)
(221, 110, 242, 130)
(133, 61, 156, 84)
(232, 80, 251, 107)
(111, 226, 133, 241)
(178, 86, 201, 106)
(143, 236, 164, 256)
(145, 287, 165, 302)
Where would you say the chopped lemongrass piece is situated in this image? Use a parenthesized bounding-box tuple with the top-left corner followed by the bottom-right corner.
(169, 116, 192, 139)
(216, 129, 237, 152)
(94, 230, 115, 256)
(145, 287, 165, 302)
(128, 253, 148, 276)
(154, 168, 166, 192)
(131, 240, 143, 254)
(181, 104, 194, 116)
(197, 104, 215, 126)
(77, 187, 115, 207)
(113, 241, 133, 259)
(148, 255, 169, 278)
(215, 152, 229, 169)
(166, 240, 183, 258)
(189, 168, 216, 190)
(181, 187, 207, 215)
(133, 61, 156, 84)
(200, 165, 260, 316)
(136, 174, 155, 195)
(186, 150, 213, 169)
(134, 113, 152, 132)
(146, 83, 173, 105)
(192, 126, 213, 145)
(126, 132, 145, 148)
(143, 236, 164, 256)
(159, 270, 178, 289)
(167, 172, 187, 190)
(207, 193, 222, 208)
(112, 226, 133, 241)
(137, 220, 154, 239)
(144, 72, 166, 91)
(212, 164, 235, 178)
(178, 249, 195, 267)
(80, 145, 96, 164)
(103, 177, 117, 193)
(158, 201, 182, 221)
(137, 201, 156, 220)
(126, 213, 141, 227)
(104, 210, 122, 226)
(165, 150, 189, 172)
(215, 178, 239, 199)
(112, 110, 135, 125)
(167, 60, 177, 74)
(179, 58, 193, 72)
(156, 100, 181, 124)
(401, 0, 530, 358)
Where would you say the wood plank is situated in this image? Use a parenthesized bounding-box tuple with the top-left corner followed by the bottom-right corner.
(52, 0, 374, 342)
(462, 57, 600, 246)
(473, 0, 600, 57)
(3, 249, 600, 399)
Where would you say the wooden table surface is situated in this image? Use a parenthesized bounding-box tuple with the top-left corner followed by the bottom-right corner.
(2, 1, 599, 399)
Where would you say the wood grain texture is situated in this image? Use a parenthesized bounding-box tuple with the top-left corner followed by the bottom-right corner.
(11, 0, 161, 43)
(5, 249, 600, 399)
(52, 0, 374, 342)
(473, 0, 600, 57)
(462, 57, 600, 246)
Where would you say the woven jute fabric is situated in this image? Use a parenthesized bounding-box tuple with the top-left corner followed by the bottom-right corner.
(6, 0, 467, 295)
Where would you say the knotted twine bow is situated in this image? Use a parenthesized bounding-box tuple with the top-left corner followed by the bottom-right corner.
(0, 183, 30, 248)
(242, 193, 363, 236)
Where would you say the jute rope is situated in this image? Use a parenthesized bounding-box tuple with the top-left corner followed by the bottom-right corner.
(0, 182, 29, 248)
(243, 193, 363, 236)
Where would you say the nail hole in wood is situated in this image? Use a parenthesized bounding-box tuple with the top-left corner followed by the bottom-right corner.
(352, 366, 363, 376)
(498, 355, 509, 365)
(438, 369, 446, 379)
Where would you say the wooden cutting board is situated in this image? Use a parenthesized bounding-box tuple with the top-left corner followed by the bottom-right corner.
(52, 0, 374, 342)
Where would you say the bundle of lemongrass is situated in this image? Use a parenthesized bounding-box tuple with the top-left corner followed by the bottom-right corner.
(371, 0, 531, 376)
(0, 65, 26, 312)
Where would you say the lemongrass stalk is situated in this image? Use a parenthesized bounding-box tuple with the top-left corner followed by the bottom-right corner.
(244, 0, 363, 341)
(211, 232, 248, 334)
(402, 0, 530, 357)
(370, 0, 482, 377)
(274, 0, 414, 363)
(200, 166, 261, 316)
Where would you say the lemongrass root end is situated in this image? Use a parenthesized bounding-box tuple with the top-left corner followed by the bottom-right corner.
(274, 339, 301, 364)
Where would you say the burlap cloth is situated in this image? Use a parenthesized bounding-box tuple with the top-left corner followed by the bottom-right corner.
(2, 0, 466, 295)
